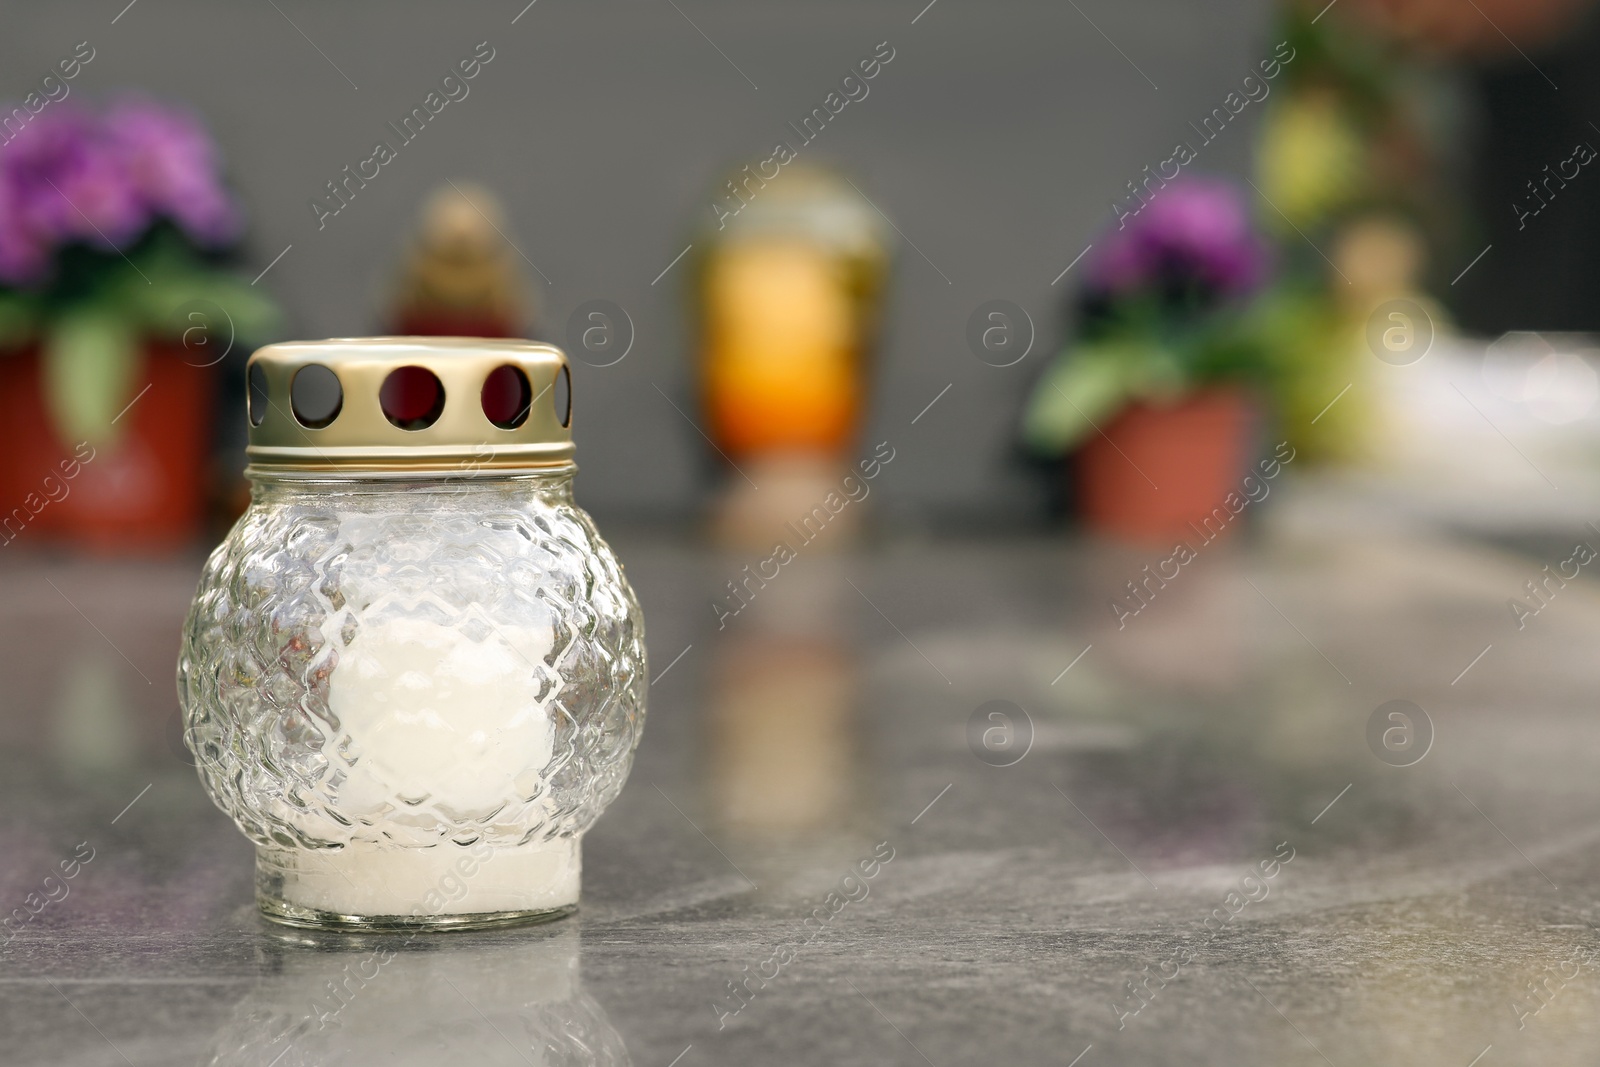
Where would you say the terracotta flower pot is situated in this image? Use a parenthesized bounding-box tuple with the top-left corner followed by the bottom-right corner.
(1075, 387, 1257, 545)
(0, 343, 213, 553)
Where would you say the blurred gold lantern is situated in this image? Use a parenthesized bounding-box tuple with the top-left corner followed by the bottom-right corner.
(390, 182, 529, 338)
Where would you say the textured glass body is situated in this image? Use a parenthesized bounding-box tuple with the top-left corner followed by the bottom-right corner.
(177, 469, 645, 924)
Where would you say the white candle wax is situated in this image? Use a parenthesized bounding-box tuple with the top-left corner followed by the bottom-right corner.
(267, 607, 574, 920)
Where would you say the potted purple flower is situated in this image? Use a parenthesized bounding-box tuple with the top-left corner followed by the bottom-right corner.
(0, 96, 277, 551)
(1023, 176, 1276, 543)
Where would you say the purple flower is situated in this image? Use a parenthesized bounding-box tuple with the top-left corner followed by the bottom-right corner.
(0, 104, 142, 283)
(1087, 177, 1267, 300)
(107, 98, 239, 246)
(0, 175, 50, 285)
(0, 95, 240, 287)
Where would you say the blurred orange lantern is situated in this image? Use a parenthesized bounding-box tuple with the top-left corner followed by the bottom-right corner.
(697, 167, 889, 463)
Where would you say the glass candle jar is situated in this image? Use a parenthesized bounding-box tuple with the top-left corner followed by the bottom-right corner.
(178, 338, 646, 930)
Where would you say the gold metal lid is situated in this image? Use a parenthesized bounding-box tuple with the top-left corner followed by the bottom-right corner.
(245, 337, 573, 472)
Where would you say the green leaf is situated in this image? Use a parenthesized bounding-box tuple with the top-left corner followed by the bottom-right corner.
(104, 238, 282, 346)
(42, 311, 140, 448)
(1023, 345, 1139, 453)
(0, 291, 39, 350)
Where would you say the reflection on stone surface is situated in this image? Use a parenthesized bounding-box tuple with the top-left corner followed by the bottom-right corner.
(51, 650, 136, 776)
(204, 929, 628, 1067)
(1084, 539, 1251, 696)
(705, 558, 858, 841)
(709, 635, 855, 839)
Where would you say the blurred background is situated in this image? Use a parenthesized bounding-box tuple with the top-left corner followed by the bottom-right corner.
(13, 1, 1600, 1064)
(2, 0, 1599, 540)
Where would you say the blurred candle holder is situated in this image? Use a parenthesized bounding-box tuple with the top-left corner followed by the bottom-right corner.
(388, 182, 530, 338)
(694, 166, 890, 550)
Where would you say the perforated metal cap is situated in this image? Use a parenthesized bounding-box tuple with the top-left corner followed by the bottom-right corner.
(245, 337, 573, 472)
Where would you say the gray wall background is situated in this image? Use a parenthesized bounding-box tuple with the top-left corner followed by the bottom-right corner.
(5, 0, 1272, 522)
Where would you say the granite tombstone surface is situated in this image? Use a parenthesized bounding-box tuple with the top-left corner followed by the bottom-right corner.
(4, 501, 1600, 1065)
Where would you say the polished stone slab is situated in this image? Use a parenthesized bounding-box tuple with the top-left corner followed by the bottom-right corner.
(4, 504, 1600, 1065)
